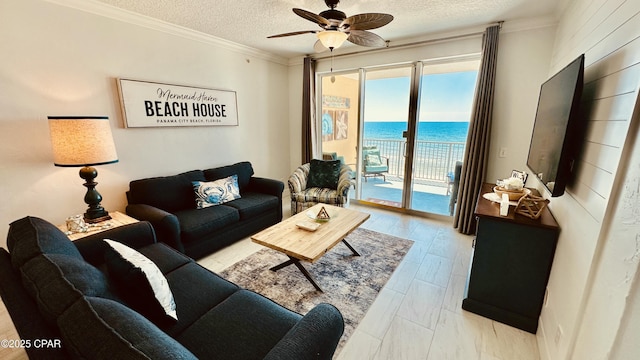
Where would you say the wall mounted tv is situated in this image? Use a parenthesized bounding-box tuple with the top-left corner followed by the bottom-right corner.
(526, 54, 585, 197)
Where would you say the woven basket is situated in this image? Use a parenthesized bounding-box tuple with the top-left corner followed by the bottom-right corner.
(493, 186, 526, 201)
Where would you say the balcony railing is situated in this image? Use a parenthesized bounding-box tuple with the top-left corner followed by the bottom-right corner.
(363, 138, 466, 183)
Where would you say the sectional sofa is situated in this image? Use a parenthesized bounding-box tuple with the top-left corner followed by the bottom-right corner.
(0, 216, 344, 359)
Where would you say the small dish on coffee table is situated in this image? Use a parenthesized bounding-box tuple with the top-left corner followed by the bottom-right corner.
(296, 221, 321, 232)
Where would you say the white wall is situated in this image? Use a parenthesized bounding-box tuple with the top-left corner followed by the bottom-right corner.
(592, 105, 640, 360)
(532, 0, 640, 359)
(0, 0, 291, 246)
(288, 62, 304, 171)
(488, 26, 556, 182)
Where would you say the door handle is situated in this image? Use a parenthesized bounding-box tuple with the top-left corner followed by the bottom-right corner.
(402, 131, 409, 157)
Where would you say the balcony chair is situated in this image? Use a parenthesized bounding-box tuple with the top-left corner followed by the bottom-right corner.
(288, 160, 354, 215)
(362, 146, 389, 182)
(322, 152, 345, 164)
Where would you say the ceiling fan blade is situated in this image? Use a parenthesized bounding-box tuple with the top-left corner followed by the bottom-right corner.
(267, 30, 318, 38)
(314, 40, 329, 53)
(343, 13, 394, 31)
(347, 30, 387, 47)
(293, 8, 330, 26)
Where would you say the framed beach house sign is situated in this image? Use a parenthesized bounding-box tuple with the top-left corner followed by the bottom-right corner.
(117, 79, 238, 128)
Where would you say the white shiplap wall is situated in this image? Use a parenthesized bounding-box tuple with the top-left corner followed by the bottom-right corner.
(554, 0, 639, 221)
(537, 0, 640, 358)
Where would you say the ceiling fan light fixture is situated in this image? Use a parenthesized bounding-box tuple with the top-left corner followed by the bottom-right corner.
(317, 30, 348, 50)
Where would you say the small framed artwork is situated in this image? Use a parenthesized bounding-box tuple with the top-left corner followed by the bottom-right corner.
(511, 169, 528, 183)
(334, 111, 348, 140)
(321, 111, 334, 141)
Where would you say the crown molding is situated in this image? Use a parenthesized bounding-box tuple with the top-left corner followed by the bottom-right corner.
(289, 15, 558, 67)
(501, 15, 558, 34)
(43, 0, 290, 66)
(43, 0, 557, 68)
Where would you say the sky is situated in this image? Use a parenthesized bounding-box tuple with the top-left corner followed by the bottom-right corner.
(364, 71, 478, 122)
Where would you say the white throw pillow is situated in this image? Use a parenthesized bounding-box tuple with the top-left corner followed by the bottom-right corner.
(103, 239, 178, 323)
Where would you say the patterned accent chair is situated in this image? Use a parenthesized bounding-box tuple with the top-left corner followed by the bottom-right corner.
(288, 163, 354, 215)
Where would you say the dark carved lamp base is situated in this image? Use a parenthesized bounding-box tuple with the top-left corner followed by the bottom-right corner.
(79, 166, 111, 223)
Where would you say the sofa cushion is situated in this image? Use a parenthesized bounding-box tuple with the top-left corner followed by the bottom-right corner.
(49, 254, 112, 298)
(366, 153, 382, 166)
(20, 253, 112, 324)
(307, 159, 341, 190)
(137, 243, 192, 274)
(176, 289, 300, 360)
(7, 216, 83, 269)
(364, 164, 388, 173)
(128, 170, 206, 212)
(161, 262, 240, 337)
(192, 175, 241, 209)
(104, 239, 178, 326)
(174, 206, 240, 244)
(58, 296, 197, 360)
(224, 192, 279, 220)
(204, 161, 254, 190)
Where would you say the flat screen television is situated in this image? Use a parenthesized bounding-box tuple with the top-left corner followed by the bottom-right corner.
(526, 54, 585, 197)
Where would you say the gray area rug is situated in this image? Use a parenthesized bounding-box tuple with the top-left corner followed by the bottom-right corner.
(220, 228, 413, 352)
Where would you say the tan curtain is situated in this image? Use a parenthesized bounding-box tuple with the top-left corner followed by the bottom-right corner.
(454, 24, 501, 234)
(301, 56, 316, 163)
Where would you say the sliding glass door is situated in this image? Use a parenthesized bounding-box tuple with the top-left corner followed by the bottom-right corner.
(359, 66, 412, 207)
(411, 61, 479, 215)
(319, 58, 478, 217)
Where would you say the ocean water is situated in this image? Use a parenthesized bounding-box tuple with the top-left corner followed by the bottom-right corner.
(364, 121, 469, 143)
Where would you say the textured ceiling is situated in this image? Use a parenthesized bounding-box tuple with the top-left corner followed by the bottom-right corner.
(96, 0, 563, 58)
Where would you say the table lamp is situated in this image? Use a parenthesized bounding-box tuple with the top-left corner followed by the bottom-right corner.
(48, 116, 118, 223)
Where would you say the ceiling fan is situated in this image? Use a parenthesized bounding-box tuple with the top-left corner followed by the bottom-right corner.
(267, 0, 394, 52)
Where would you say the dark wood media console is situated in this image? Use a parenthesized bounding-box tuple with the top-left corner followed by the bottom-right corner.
(462, 183, 559, 333)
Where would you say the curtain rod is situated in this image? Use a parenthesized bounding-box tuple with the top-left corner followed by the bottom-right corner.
(311, 22, 502, 61)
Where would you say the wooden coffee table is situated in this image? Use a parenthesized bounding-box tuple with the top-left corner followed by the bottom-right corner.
(251, 204, 370, 292)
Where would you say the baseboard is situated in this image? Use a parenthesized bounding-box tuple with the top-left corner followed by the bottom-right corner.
(281, 194, 292, 219)
(537, 317, 552, 360)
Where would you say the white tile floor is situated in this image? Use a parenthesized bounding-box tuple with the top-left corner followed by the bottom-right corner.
(201, 203, 541, 360)
(333, 204, 540, 360)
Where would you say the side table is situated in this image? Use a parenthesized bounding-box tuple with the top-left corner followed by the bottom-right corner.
(57, 211, 138, 241)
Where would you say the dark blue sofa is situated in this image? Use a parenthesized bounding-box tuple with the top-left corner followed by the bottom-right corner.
(126, 161, 284, 259)
(0, 216, 344, 359)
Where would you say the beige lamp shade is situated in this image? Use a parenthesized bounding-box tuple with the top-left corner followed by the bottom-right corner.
(48, 116, 118, 167)
(317, 30, 349, 50)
